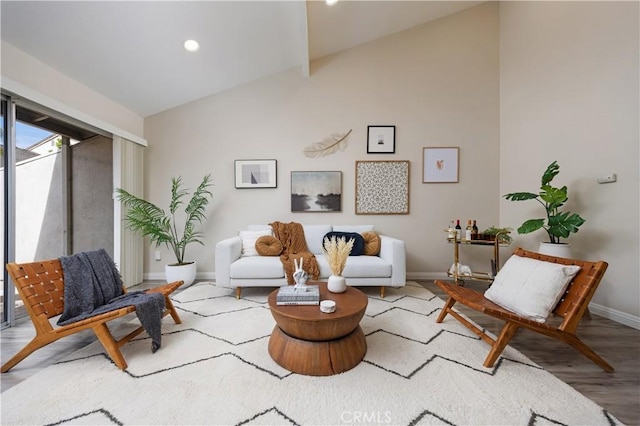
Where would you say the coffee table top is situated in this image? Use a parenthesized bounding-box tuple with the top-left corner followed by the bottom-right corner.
(268, 282, 368, 341)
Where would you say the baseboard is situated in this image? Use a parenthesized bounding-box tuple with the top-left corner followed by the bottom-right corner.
(588, 303, 640, 330)
(407, 272, 448, 281)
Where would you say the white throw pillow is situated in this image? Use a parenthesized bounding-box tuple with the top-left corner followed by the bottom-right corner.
(238, 229, 272, 257)
(484, 255, 581, 323)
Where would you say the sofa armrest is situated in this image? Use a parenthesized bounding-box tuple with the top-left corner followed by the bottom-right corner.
(215, 236, 242, 288)
(378, 235, 406, 286)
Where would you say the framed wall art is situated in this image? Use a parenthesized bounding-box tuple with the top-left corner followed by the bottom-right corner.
(422, 147, 459, 183)
(355, 160, 409, 215)
(291, 171, 342, 212)
(367, 125, 395, 154)
(234, 159, 277, 188)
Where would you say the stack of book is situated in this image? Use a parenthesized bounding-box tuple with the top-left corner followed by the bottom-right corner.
(276, 285, 320, 305)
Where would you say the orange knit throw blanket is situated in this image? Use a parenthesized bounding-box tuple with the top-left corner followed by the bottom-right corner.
(270, 221, 320, 285)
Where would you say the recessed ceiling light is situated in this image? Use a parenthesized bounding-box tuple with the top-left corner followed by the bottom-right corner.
(183, 39, 200, 52)
(326, 0, 339, 5)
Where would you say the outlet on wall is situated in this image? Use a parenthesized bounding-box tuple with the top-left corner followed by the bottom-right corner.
(596, 173, 617, 184)
(154, 250, 161, 261)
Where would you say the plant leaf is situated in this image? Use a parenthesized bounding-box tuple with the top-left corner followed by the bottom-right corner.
(547, 212, 586, 238)
(517, 219, 545, 234)
(303, 129, 352, 158)
(503, 192, 538, 201)
(541, 161, 559, 186)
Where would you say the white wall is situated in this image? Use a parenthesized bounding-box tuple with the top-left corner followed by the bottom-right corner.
(143, 3, 500, 279)
(499, 1, 640, 321)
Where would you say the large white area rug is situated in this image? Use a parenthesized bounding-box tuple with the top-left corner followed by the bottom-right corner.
(1, 282, 620, 425)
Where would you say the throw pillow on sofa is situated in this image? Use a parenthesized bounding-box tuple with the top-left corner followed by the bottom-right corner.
(323, 232, 365, 256)
(238, 230, 272, 257)
(361, 231, 381, 256)
(255, 235, 283, 256)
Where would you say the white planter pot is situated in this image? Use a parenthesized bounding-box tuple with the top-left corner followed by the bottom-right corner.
(327, 274, 347, 293)
(538, 242, 572, 259)
(165, 262, 197, 287)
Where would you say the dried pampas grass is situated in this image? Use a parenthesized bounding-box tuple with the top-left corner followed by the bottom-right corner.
(322, 235, 354, 276)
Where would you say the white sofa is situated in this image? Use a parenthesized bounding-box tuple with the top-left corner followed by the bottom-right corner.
(215, 224, 406, 298)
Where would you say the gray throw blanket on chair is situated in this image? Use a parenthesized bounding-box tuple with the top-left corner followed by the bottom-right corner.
(58, 249, 165, 352)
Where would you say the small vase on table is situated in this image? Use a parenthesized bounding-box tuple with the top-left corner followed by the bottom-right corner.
(327, 274, 347, 293)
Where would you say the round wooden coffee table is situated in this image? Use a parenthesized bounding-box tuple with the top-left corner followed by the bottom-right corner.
(267, 282, 368, 376)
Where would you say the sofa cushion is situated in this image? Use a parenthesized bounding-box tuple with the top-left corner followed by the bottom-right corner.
(230, 256, 284, 279)
(255, 235, 283, 256)
(238, 229, 272, 257)
(361, 232, 381, 256)
(323, 231, 365, 256)
(302, 225, 333, 255)
(316, 255, 391, 278)
(484, 254, 581, 323)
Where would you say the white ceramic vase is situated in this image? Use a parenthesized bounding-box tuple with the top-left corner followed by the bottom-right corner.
(538, 242, 572, 259)
(327, 274, 347, 293)
(165, 261, 197, 287)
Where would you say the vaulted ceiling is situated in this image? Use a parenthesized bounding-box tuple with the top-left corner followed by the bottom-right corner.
(1, 1, 483, 117)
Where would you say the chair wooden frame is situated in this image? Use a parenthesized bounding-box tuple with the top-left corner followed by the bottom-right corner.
(2, 259, 183, 372)
(435, 247, 613, 372)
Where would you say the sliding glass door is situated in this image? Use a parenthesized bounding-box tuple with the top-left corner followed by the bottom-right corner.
(1, 95, 114, 327)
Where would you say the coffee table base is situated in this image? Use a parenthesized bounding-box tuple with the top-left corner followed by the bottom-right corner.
(268, 325, 367, 376)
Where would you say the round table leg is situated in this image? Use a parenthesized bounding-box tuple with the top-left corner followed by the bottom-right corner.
(268, 325, 367, 376)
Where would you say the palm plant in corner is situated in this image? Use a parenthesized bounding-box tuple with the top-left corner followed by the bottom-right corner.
(116, 174, 213, 287)
(503, 161, 585, 257)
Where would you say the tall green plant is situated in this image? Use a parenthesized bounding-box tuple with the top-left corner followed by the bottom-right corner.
(503, 161, 585, 244)
(116, 174, 213, 265)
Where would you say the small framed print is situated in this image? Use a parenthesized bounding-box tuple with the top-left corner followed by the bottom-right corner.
(367, 125, 395, 154)
(422, 147, 459, 183)
(234, 159, 277, 188)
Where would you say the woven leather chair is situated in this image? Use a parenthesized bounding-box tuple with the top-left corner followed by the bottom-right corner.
(435, 247, 613, 372)
(2, 259, 183, 372)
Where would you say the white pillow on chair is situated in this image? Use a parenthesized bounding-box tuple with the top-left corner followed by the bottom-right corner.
(484, 254, 581, 323)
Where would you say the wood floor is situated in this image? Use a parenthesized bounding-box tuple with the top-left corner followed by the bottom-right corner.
(1, 280, 638, 425)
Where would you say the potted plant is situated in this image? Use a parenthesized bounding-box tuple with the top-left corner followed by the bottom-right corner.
(116, 174, 213, 286)
(503, 161, 585, 256)
(480, 226, 513, 245)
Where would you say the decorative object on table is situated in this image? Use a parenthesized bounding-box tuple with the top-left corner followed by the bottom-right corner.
(303, 129, 352, 158)
(480, 226, 513, 244)
(320, 299, 336, 313)
(367, 125, 395, 154)
(355, 160, 410, 214)
(115, 174, 213, 287)
(291, 171, 342, 212)
(275, 284, 320, 305)
(422, 147, 459, 183)
(503, 161, 585, 257)
(234, 159, 277, 188)
(322, 235, 354, 293)
(292, 258, 309, 289)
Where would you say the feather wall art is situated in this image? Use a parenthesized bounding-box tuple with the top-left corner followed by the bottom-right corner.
(303, 129, 352, 158)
